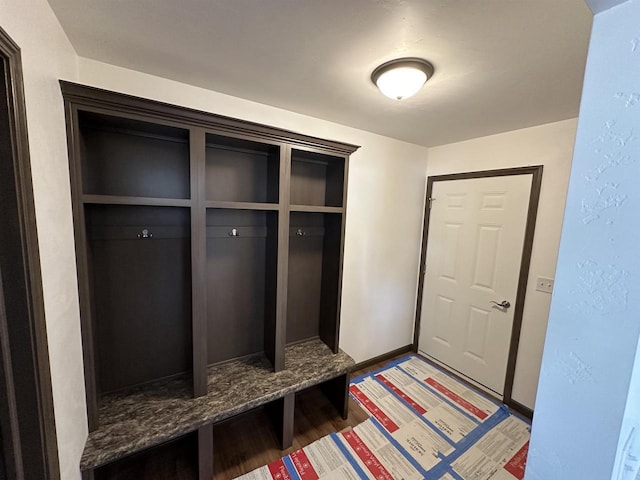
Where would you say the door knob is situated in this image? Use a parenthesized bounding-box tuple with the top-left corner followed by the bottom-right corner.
(490, 300, 511, 309)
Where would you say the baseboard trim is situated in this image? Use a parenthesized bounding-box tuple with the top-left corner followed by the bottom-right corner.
(508, 399, 534, 420)
(353, 346, 534, 421)
(416, 351, 502, 402)
(353, 344, 414, 372)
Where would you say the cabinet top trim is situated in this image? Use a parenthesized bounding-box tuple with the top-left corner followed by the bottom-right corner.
(60, 81, 360, 156)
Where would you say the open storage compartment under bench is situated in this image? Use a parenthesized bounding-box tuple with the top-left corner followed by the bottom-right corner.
(61, 82, 358, 480)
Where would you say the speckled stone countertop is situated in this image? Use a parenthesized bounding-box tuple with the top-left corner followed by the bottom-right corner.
(81, 338, 354, 470)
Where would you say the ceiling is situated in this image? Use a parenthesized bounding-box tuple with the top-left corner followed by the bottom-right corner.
(46, 0, 593, 148)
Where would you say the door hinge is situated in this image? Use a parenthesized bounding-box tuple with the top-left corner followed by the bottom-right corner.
(428, 197, 435, 208)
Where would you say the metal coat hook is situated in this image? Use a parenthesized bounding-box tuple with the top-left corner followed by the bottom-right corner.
(229, 228, 239, 237)
(137, 228, 153, 239)
(296, 228, 305, 236)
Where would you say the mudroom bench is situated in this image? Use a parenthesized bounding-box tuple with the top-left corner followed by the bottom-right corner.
(81, 339, 354, 479)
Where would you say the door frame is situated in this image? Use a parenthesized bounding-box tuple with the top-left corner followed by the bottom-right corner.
(0, 26, 60, 479)
(413, 166, 543, 415)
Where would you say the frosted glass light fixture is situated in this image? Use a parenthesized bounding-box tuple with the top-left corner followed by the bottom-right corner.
(371, 58, 434, 100)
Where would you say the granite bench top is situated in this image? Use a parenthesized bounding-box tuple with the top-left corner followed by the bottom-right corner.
(81, 339, 355, 470)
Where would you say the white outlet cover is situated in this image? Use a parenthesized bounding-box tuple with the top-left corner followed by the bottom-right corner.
(536, 276, 554, 294)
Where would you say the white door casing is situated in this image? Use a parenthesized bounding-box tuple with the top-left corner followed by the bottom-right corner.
(418, 174, 532, 396)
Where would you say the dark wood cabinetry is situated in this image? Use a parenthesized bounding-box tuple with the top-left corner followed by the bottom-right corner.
(205, 135, 280, 204)
(61, 82, 358, 478)
(87, 204, 192, 395)
(290, 148, 345, 208)
(205, 208, 278, 365)
(287, 211, 343, 349)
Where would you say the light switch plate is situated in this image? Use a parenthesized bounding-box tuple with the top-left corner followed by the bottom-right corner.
(536, 276, 554, 294)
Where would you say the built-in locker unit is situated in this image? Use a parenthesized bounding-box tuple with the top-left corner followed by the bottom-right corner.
(61, 82, 358, 479)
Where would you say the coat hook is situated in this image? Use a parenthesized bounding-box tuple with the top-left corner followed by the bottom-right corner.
(137, 228, 153, 239)
(296, 228, 305, 236)
(229, 228, 239, 237)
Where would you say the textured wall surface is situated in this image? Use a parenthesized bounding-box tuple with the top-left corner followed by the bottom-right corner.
(527, 1, 640, 478)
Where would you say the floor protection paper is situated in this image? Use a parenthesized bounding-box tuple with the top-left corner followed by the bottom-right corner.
(235, 355, 531, 480)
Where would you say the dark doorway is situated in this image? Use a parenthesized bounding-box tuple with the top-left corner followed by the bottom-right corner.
(0, 27, 60, 479)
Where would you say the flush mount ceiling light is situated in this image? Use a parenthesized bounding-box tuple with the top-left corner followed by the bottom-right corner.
(371, 58, 434, 100)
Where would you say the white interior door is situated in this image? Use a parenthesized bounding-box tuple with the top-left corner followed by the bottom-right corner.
(418, 174, 532, 396)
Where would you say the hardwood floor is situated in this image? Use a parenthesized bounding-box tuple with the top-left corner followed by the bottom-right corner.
(93, 352, 409, 480)
(212, 356, 402, 479)
(212, 389, 369, 479)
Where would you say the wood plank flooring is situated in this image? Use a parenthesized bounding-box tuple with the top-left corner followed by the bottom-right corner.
(213, 354, 399, 479)
(212, 388, 369, 479)
(93, 353, 405, 480)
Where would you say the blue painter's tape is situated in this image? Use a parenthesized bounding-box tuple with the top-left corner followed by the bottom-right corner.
(366, 416, 433, 477)
(281, 455, 302, 480)
(329, 432, 370, 480)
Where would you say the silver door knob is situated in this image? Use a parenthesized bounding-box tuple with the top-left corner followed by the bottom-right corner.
(490, 300, 511, 309)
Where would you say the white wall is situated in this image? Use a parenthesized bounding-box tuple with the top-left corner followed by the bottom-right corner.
(0, 0, 85, 478)
(527, 1, 640, 478)
(425, 118, 577, 409)
(77, 57, 430, 365)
